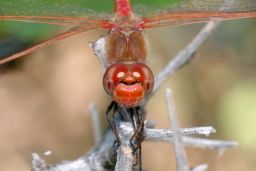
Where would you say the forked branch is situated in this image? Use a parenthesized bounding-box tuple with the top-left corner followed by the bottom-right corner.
(31, 124, 237, 171)
(32, 13, 237, 171)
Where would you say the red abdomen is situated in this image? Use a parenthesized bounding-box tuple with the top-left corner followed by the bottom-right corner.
(115, 0, 132, 17)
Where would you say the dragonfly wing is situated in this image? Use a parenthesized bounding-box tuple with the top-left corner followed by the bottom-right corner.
(134, 0, 256, 15)
(143, 11, 256, 28)
(134, 0, 256, 28)
(0, 0, 112, 26)
(0, 15, 110, 27)
(0, 0, 114, 64)
(0, 25, 100, 65)
(0, 0, 113, 17)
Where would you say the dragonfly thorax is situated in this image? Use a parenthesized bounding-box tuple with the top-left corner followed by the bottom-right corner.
(105, 29, 147, 65)
(111, 3, 145, 32)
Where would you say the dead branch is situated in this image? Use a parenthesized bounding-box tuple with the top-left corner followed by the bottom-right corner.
(90, 103, 103, 146)
(149, 21, 220, 100)
(31, 2, 238, 170)
(166, 88, 189, 171)
(115, 123, 134, 171)
(31, 124, 237, 171)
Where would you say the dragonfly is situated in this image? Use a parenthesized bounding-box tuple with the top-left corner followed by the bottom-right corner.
(0, 0, 256, 170)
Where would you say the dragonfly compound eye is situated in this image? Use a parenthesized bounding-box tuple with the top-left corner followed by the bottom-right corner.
(103, 63, 128, 94)
(131, 63, 154, 95)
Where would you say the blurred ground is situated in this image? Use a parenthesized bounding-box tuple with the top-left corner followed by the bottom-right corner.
(0, 19, 256, 171)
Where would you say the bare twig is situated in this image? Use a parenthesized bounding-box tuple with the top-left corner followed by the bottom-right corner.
(89, 103, 103, 146)
(115, 123, 134, 171)
(150, 0, 236, 98)
(181, 136, 238, 151)
(144, 126, 215, 140)
(145, 128, 237, 151)
(166, 88, 189, 171)
(164, 88, 237, 171)
(32, 130, 116, 171)
(31, 124, 237, 171)
(151, 21, 219, 98)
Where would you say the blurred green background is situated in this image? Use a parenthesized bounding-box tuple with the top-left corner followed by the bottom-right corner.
(0, 0, 256, 171)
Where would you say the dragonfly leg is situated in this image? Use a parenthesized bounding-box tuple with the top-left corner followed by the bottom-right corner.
(130, 107, 145, 171)
(130, 107, 145, 151)
(106, 101, 121, 145)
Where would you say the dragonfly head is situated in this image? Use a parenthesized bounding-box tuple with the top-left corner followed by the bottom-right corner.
(103, 63, 154, 107)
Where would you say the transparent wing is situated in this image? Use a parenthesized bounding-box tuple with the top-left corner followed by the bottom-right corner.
(0, 16, 106, 27)
(134, 0, 256, 15)
(0, 25, 101, 65)
(0, 0, 114, 17)
(133, 0, 256, 28)
(143, 11, 256, 28)
(0, 0, 115, 64)
(0, 0, 113, 26)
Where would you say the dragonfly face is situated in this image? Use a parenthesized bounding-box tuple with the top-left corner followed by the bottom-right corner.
(103, 62, 153, 107)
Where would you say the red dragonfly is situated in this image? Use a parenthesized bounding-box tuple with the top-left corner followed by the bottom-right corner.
(1, 0, 256, 106)
(0, 0, 256, 169)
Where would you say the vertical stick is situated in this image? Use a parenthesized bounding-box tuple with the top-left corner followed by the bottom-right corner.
(115, 123, 134, 171)
(89, 103, 102, 146)
(166, 88, 189, 171)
